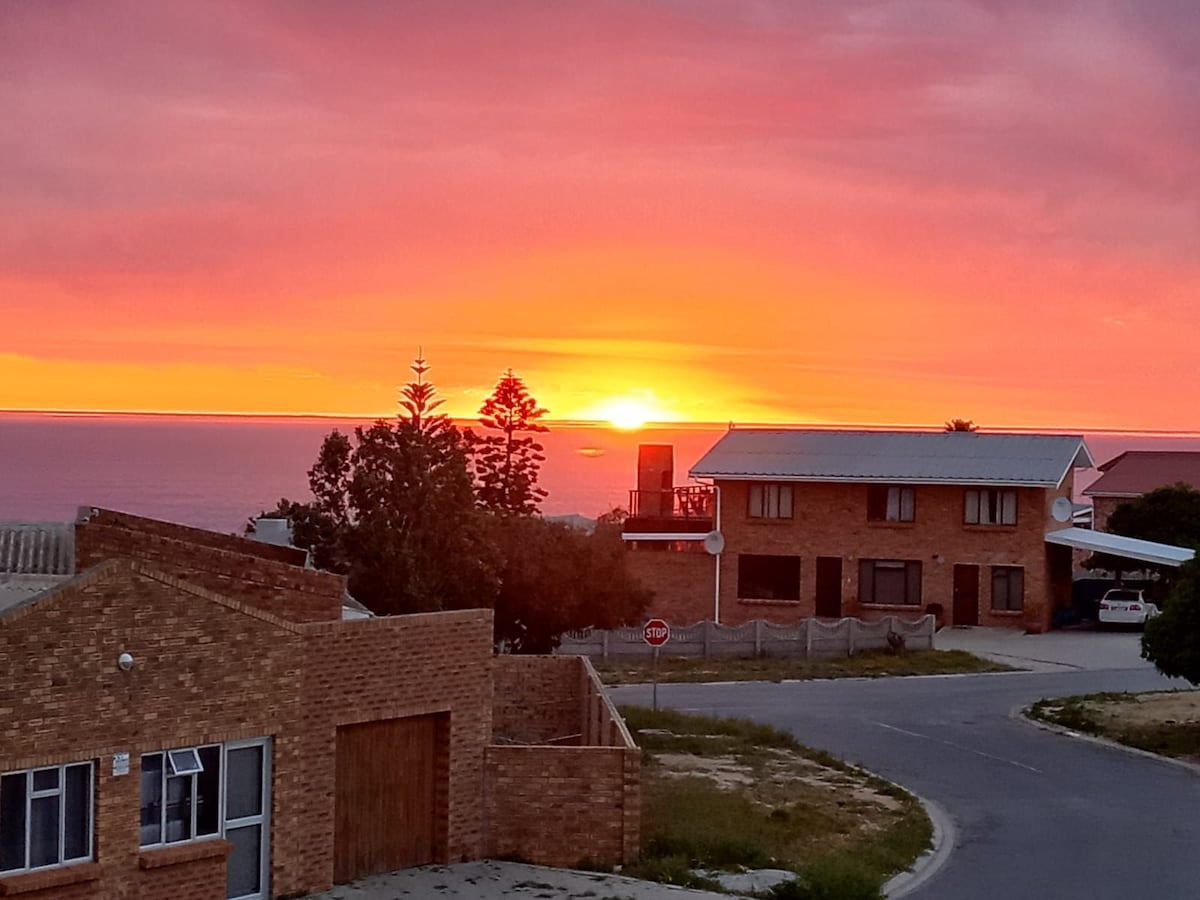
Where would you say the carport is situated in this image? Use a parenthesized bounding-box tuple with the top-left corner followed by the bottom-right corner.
(1045, 527, 1196, 567)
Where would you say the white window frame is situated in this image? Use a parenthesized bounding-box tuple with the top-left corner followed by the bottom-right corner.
(748, 483, 794, 519)
(0, 762, 94, 874)
(868, 485, 915, 522)
(140, 744, 222, 848)
(964, 489, 1017, 525)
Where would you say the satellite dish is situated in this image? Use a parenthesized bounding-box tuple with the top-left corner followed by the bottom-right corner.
(1051, 497, 1073, 523)
(703, 531, 726, 555)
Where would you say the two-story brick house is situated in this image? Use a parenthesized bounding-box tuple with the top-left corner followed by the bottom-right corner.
(625, 429, 1094, 633)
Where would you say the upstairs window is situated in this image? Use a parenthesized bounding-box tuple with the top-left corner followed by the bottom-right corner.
(867, 486, 915, 522)
(964, 489, 1017, 526)
(748, 483, 793, 519)
(0, 762, 93, 873)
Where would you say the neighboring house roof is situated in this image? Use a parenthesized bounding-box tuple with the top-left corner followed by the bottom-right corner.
(690, 429, 1093, 488)
(1045, 527, 1195, 567)
(0, 522, 75, 613)
(1083, 451, 1200, 499)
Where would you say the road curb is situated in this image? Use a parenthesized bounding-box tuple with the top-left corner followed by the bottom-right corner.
(883, 793, 956, 899)
(1013, 706, 1200, 778)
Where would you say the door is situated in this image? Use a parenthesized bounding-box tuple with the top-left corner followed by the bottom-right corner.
(953, 564, 980, 626)
(334, 715, 440, 883)
(224, 738, 271, 900)
(815, 557, 843, 618)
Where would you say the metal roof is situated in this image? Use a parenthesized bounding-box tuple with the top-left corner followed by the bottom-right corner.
(1083, 451, 1200, 498)
(1044, 527, 1195, 567)
(690, 429, 1093, 487)
(0, 522, 75, 575)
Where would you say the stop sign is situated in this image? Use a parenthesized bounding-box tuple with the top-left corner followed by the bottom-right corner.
(643, 618, 671, 647)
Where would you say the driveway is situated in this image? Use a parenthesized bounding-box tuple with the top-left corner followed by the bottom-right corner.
(935, 624, 1152, 672)
(610, 657, 1200, 900)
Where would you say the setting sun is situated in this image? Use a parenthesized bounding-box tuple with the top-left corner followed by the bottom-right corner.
(598, 399, 655, 431)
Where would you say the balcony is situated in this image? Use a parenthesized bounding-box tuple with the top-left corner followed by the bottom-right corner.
(624, 485, 715, 535)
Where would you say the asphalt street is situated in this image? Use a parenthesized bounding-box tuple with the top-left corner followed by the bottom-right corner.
(611, 663, 1200, 900)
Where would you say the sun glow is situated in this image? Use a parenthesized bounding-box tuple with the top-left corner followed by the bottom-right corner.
(598, 399, 656, 431)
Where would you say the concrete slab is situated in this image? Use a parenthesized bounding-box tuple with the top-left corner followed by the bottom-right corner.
(935, 626, 1153, 672)
(304, 860, 751, 899)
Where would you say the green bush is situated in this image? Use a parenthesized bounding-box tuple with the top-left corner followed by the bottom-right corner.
(767, 857, 883, 900)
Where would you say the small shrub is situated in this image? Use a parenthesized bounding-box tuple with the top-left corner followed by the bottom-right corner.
(766, 857, 883, 900)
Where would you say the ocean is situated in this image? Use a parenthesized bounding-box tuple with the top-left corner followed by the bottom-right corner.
(2, 413, 1199, 533)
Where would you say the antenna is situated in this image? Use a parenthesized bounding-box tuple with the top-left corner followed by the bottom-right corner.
(703, 531, 725, 555)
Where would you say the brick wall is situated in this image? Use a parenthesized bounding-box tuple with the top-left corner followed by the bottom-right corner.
(0, 560, 304, 900)
(624, 550, 715, 624)
(1092, 496, 1122, 533)
(492, 655, 585, 744)
(709, 480, 1070, 633)
(75, 518, 345, 623)
(0, 561, 495, 898)
(484, 746, 639, 867)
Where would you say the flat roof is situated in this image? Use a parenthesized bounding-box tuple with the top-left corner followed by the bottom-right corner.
(1044, 527, 1195, 567)
(691, 429, 1093, 488)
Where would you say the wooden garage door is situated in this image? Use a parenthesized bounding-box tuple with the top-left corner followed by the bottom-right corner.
(334, 715, 439, 883)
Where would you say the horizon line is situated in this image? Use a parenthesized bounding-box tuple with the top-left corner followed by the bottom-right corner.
(4, 408, 1200, 438)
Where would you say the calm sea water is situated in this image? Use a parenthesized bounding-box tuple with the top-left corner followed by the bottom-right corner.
(2, 413, 1198, 533)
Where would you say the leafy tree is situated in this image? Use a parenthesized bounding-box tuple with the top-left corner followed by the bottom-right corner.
(258, 355, 498, 615)
(467, 369, 549, 515)
(1142, 560, 1200, 684)
(944, 418, 979, 432)
(1086, 484, 1200, 579)
(488, 516, 651, 653)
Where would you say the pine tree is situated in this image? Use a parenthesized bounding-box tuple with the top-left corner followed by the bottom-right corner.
(468, 369, 549, 516)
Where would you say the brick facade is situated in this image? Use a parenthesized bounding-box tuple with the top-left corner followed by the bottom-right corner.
(627, 475, 1075, 633)
(1, 513, 640, 898)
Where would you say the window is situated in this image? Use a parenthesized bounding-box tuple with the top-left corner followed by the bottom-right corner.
(867, 486, 915, 522)
(991, 566, 1024, 611)
(964, 489, 1017, 525)
(858, 559, 922, 606)
(737, 554, 801, 601)
(0, 762, 93, 873)
(748, 483, 793, 519)
(140, 746, 221, 846)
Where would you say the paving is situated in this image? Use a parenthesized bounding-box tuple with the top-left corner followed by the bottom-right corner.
(933, 623, 1151, 672)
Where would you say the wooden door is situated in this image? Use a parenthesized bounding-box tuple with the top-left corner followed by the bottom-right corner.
(815, 557, 843, 618)
(334, 715, 439, 883)
(953, 564, 979, 626)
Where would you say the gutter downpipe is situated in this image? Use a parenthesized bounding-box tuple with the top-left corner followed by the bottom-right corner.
(713, 483, 722, 624)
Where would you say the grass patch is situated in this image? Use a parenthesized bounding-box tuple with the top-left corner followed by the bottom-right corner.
(620, 705, 932, 897)
(1029, 690, 1200, 760)
(596, 649, 1010, 686)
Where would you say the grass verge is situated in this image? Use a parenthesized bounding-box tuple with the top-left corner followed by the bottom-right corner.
(1028, 690, 1200, 760)
(595, 649, 1011, 686)
(617, 705, 932, 899)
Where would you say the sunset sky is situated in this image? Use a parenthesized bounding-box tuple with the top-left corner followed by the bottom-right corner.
(2, 1, 1197, 429)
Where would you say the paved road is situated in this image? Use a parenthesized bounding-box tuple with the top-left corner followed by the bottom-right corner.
(611, 665, 1200, 900)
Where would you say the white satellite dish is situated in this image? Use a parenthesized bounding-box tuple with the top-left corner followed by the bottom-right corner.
(703, 531, 726, 555)
(1051, 497, 1073, 523)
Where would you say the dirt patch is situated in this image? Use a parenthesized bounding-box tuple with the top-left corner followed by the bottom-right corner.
(1078, 691, 1200, 729)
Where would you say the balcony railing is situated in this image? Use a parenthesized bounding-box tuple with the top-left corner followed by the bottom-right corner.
(627, 485, 715, 521)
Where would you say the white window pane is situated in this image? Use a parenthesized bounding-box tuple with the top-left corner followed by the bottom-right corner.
(779, 485, 793, 518)
(965, 490, 979, 524)
(1002, 491, 1017, 524)
(886, 489, 900, 521)
(900, 489, 914, 521)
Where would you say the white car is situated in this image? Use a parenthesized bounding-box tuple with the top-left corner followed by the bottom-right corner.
(1097, 589, 1160, 627)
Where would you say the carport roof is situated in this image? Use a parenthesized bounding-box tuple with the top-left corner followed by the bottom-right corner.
(1045, 527, 1195, 567)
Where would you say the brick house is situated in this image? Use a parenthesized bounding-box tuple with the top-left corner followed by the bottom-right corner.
(0, 509, 638, 900)
(623, 429, 1095, 633)
(1083, 450, 1200, 532)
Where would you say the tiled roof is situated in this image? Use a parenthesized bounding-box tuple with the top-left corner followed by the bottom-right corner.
(690, 429, 1092, 487)
(1083, 451, 1200, 498)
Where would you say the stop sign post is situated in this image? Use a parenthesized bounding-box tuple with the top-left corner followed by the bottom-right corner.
(643, 618, 670, 710)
